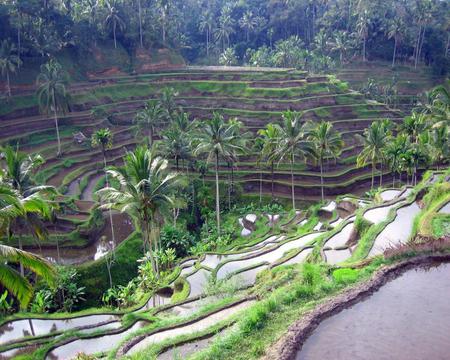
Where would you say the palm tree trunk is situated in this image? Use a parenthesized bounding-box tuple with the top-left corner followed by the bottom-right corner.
(6, 70, 11, 98)
(259, 168, 263, 205)
(291, 153, 295, 211)
(392, 172, 395, 188)
(371, 161, 375, 189)
(113, 21, 117, 48)
(320, 158, 324, 201)
(392, 37, 397, 67)
(379, 160, 383, 187)
(445, 33, 449, 58)
(103, 151, 116, 258)
(138, 0, 143, 47)
(414, 26, 422, 68)
(215, 153, 221, 241)
(363, 37, 366, 62)
(19, 236, 24, 277)
(271, 162, 274, 201)
(52, 93, 61, 157)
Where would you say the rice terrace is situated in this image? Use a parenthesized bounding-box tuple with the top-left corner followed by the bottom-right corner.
(0, 1, 449, 359)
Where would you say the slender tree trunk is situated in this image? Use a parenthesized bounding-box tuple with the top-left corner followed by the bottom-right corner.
(259, 168, 263, 205)
(379, 160, 383, 187)
(138, 0, 143, 48)
(392, 37, 397, 67)
(106, 254, 113, 288)
(206, 30, 209, 57)
(6, 71, 11, 98)
(28, 319, 35, 336)
(113, 21, 117, 49)
(291, 153, 295, 211)
(414, 25, 422, 69)
(52, 93, 61, 157)
(418, 27, 426, 66)
(371, 161, 375, 189)
(215, 153, 221, 241)
(17, 22, 21, 67)
(445, 33, 449, 58)
(19, 236, 24, 277)
(320, 159, 324, 201)
(363, 37, 366, 62)
(392, 172, 395, 188)
(103, 151, 116, 258)
(271, 161, 274, 201)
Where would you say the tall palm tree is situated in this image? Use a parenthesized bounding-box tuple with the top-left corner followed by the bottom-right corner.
(239, 10, 257, 42)
(307, 121, 344, 201)
(97, 146, 181, 276)
(159, 87, 179, 121)
(193, 113, 245, 240)
(356, 9, 370, 62)
(0, 39, 22, 98)
(429, 125, 449, 170)
(387, 17, 405, 67)
(133, 100, 165, 146)
(160, 127, 191, 171)
(258, 123, 280, 202)
(357, 121, 387, 190)
(105, 0, 125, 49)
(199, 10, 214, 57)
(36, 60, 70, 157)
(401, 112, 428, 144)
(385, 134, 409, 187)
(1, 146, 55, 274)
(329, 31, 350, 64)
(215, 14, 235, 51)
(275, 111, 308, 210)
(91, 128, 117, 254)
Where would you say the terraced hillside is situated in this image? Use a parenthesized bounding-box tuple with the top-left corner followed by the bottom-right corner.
(0, 171, 447, 360)
(0, 67, 404, 205)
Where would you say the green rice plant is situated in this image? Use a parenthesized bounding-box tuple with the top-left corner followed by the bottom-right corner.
(332, 268, 360, 285)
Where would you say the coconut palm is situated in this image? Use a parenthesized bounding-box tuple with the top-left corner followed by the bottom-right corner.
(307, 121, 344, 201)
(387, 17, 405, 67)
(104, 0, 125, 49)
(159, 87, 179, 121)
(401, 111, 428, 144)
(199, 10, 214, 57)
(215, 14, 235, 51)
(36, 60, 70, 157)
(0, 39, 22, 98)
(193, 113, 246, 240)
(429, 125, 449, 170)
(91, 128, 117, 256)
(258, 123, 281, 202)
(357, 121, 387, 190)
(133, 100, 165, 146)
(401, 143, 429, 186)
(385, 134, 409, 187)
(97, 146, 181, 276)
(329, 31, 350, 64)
(275, 111, 308, 210)
(160, 127, 191, 171)
(356, 9, 371, 62)
(239, 10, 257, 42)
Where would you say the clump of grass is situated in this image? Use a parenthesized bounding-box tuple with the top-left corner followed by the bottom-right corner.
(332, 268, 360, 285)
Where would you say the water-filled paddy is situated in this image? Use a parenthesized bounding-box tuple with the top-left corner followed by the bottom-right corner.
(296, 263, 450, 360)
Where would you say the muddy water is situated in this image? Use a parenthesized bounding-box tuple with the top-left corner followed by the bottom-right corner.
(127, 301, 254, 355)
(439, 202, 450, 214)
(324, 223, 354, 248)
(36, 212, 133, 265)
(369, 202, 421, 256)
(296, 263, 450, 360)
(324, 248, 352, 265)
(0, 314, 119, 346)
(216, 233, 321, 280)
(363, 203, 398, 224)
(379, 189, 402, 202)
(186, 269, 212, 297)
(46, 321, 148, 359)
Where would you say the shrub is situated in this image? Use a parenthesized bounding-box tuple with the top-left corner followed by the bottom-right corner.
(160, 225, 195, 258)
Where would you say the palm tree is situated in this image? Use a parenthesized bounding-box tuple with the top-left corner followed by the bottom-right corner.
(357, 121, 388, 190)
(193, 113, 245, 240)
(239, 10, 257, 42)
(105, 0, 125, 49)
(157, 0, 171, 46)
(401, 112, 428, 144)
(385, 134, 409, 187)
(159, 87, 179, 121)
(329, 31, 350, 64)
(199, 10, 214, 57)
(160, 127, 191, 171)
(356, 9, 370, 62)
(215, 14, 235, 51)
(1, 146, 55, 274)
(258, 123, 280, 202)
(97, 146, 181, 276)
(387, 17, 405, 67)
(133, 100, 165, 146)
(275, 111, 308, 210)
(36, 60, 70, 157)
(429, 125, 449, 169)
(307, 121, 344, 201)
(91, 128, 117, 255)
(0, 39, 22, 98)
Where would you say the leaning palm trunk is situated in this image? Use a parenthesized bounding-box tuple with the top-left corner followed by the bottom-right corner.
(215, 153, 221, 240)
(52, 92, 61, 156)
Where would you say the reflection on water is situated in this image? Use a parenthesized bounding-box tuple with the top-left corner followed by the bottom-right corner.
(379, 189, 402, 202)
(439, 202, 450, 214)
(363, 203, 398, 224)
(369, 202, 421, 256)
(324, 248, 352, 265)
(325, 223, 354, 248)
(296, 263, 450, 360)
(0, 314, 118, 346)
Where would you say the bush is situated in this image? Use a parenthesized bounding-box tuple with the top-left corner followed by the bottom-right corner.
(332, 268, 360, 285)
(160, 225, 195, 258)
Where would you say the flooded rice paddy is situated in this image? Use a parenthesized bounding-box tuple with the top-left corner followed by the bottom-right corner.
(296, 263, 450, 360)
